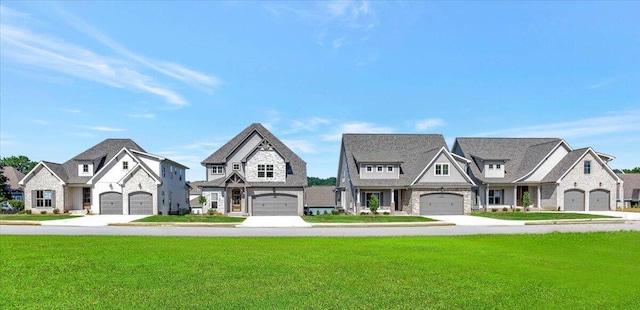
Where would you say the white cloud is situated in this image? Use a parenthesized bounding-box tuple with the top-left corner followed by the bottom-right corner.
(65, 109, 82, 113)
(87, 126, 124, 132)
(415, 118, 444, 131)
(33, 119, 49, 125)
(285, 117, 331, 134)
(475, 110, 640, 139)
(127, 113, 156, 119)
(282, 139, 317, 154)
(588, 79, 613, 90)
(322, 122, 395, 141)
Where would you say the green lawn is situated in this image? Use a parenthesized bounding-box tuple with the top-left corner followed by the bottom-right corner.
(134, 214, 245, 223)
(2, 232, 639, 309)
(472, 211, 617, 220)
(0, 214, 79, 221)
(304, 214, 436, 223)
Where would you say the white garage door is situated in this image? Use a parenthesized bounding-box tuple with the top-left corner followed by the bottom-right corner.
(129, 192, 153, 215)
(252, 194, 298, 216)
(420, 193, 464, 215)
(589, 190, 610, 211)
(100, 192, 123, 215)
(564, 190, 585, 211)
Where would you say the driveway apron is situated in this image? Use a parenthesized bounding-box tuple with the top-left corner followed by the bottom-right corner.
(41, 215, 149, 227)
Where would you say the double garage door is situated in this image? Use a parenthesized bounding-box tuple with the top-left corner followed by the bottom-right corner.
(419, 193, 464, 215)
(252, 194, 298, 216)
(564, 189, 610, 211)
(99, 192, 153, 215)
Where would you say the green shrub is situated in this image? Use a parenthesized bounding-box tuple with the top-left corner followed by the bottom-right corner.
(207, 208, 216, 215)
(502, 207, 508, 212)
(522, 192, 531, 211)
(360, 212, 367, 216)
(331, 210, 339, 215)
(53, 208, 60, 214)
(26, 209, 32, 214)
(18, 209, 27, 214)
(633, 204, 638, 209)
(368, 195, 379, 215)
(515, 209, 521, 212)
(491, 208, 498, 212)
(40, 210, 47, 215)
(383, 211, 390, 215)
(323, 210, 329, 215)
(8, 200, 24, 211)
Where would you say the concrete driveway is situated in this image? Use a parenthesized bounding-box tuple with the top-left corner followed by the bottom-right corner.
(41, 215, 149, 227)
(237, 216, 311, 228)
(426, 215, 525, 226)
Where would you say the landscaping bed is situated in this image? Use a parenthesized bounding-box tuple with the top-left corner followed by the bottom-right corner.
(304, 214, 436, 223)
(134, 214, 245, 223)
(472, 211, 617, 221)
(1, 232, 638, 309)
(0, 214, 79, 221)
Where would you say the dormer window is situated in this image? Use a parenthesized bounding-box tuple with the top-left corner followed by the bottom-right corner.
(366, 166, 372, 172)
(122, 161, 129, 170)
(377, 166, 383, 172)
(496, 164, 501, 169)
(489, 164, 494, 169)
(435, 164, 449, 176)
(387, 166, 393, 172)
(83, 164, 89, 173)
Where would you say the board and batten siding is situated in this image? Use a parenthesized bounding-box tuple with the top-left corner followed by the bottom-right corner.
(359, 164, 399, 179)
(521, 145, 569, 182)
(416, 153, 469, 184)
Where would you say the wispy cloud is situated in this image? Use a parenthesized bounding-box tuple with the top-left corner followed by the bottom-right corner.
(415, 118, 444, 131)
(127, 113, 156, 119)
(588, 79, 614, 90)
(0, 5, 219, 107)
(86, 126, 124, 132)
(64, 109, 82, 114)
(33, 119, 49, 125)
(475, 110, 640, 139)
(282, 139, 317, 154)
(285, 117, 331, 134)
(322, 122, 395, 141)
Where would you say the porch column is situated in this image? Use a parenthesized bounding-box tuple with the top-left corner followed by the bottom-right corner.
(390, 189, 395, 210)
(537, 186, 541, 211)
(485, 186, 489, 209)
(356, 189, 360, 212)
(513, 186, 518, 207)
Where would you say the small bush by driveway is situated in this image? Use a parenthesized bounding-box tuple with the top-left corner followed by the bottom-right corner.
(472, 212, 616, 221)
(304, 215, 436, 223)
(135, 215, 245, 223)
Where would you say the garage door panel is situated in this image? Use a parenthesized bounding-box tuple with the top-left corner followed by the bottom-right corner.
(589, 190, 610, 211)
(100, 192, 123, 215)
(420, 193, 463, 215)
(253, 195, 298, 216)
(129, 192, 153, 215)
(564, 190, 585, 211)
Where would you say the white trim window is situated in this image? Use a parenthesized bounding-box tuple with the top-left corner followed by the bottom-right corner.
(435, 163, 449, 176)
(584, 161, 591, 174)
(83, 164, 89, 173)
(266, 165, 274, 178)
(377, 166, 383, 172)
(211, 166, 223, 174)
(496, 164, 501, 169)
(36, 190, 53, 207)
(366, 165, 372, 172)
(258, 164, 274, 178)
(258, 165, 265, 178)
(387, 165, 393, 172)
(123, 161, 129, 170)
(489, 164, 494, 169)
(233, 163, 240, 171)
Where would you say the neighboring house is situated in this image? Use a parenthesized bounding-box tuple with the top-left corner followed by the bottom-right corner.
(19, 139, 189, 215)
(453, 138, 622, 211)
(188, 180, 206, 213)
(304, 185, 336, 215)
(336, 134, 475, 215)
(617, 173, 639, 208)
(199, 123, 307, 216)
(2, 166, 25, 201)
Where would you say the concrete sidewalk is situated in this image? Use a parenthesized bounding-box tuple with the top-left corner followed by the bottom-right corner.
(578, 211, 640, 220)
(427, 215, 526, 226)
(41, 215, 149, 227)
(236, 216, 312, 228)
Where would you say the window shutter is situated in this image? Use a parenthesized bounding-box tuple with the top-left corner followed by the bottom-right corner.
(32, 191, 36, 208)
(380, 192, 384, 206)
(51, 191, 56, 207)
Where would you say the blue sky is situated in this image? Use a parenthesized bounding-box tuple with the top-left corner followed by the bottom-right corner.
(1, 1, 639, 181)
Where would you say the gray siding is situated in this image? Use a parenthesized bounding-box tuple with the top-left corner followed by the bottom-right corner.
(417, 153, 468, 184)
(360, 164, 399, 180)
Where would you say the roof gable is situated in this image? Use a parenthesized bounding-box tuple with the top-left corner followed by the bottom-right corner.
(19, 161, 67, 185)
(2, 166, 25, 190)
(411, 147, 475, 186)
(63, 139, 146, 184)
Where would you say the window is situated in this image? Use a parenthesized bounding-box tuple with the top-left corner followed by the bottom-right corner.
(489, 189, 502, 205)
(211, 166, 223, 174)
(210, 193, 218, 209)
(489, 164, 494, 169)
(584, 161, 591, 174)
(233, 163, 240, 171)
(83, 188, 91, 204)
(36, 190, 53, 207)
(387, 166, 393, 172)
(82, 164, 89, 173)
(377, 166, 383, 172)
(435, 164, 449, 176)
(163, 167, 166, 177)
(266, 165, 274, 178)
(122, 161, 129, 170)
(496, 164, 501, 169)
(258, 165, 265, 178)
(366, 165, 372, 172)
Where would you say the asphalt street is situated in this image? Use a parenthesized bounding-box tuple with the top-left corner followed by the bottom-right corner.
(2, 221, 639, 237)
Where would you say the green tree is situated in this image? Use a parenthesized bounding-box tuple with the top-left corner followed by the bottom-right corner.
(622, 167, 640, 173)
(0, 162, 11, 201)
(368, 194, 379, 215)
(307, 177, 337, 186)
(1, 155, 38, 175)
(522, 191, 531, 212)
(198, 195, 207, 207)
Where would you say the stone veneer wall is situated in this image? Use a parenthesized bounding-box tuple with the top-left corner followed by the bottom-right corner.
(122, 168, 158, 215)
(409, 188, 472, 215)
(245, 150, 286, 183)
(23, 166, 65, 212)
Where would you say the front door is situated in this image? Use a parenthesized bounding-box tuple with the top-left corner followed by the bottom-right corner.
(517, 186, 529, 206)
(232, 189, 242, 212)
(82, 187, 91, 210)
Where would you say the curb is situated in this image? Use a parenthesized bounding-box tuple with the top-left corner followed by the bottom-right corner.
(0, 220, 42, 226)
(109, 222, 239, 227)
(309, 222, 454, 228)
(524, 219, 630, 225)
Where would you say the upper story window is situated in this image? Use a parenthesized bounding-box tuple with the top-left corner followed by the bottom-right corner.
(496, 164, 501, 169)
(258, 164, 274, 178)
(233, 163, 240, 171)
(122, 161, 129, 170)
(377, 166, 383, 172)
(83, 164, 89, 173)
(211, 166, 223, 174)
(584, 161, 591, 174)
(489, 164, 494, 169)
(387, 166, 393, 172)
(435, 163, 449, 176)
(366, 166, 372, 172)
(266, 165, 274, 178)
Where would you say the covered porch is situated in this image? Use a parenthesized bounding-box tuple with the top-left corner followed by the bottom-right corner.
(63, 185, 92, 213)
(478, 184, 541, 209)
(354, 187, 410, 214)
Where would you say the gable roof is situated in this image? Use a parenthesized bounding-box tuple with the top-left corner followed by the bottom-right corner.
(2, 166, 25, 191)
(454, 137, 563, 183)
(541, 148, 590, 183)
(64, 139, 146, 184)
(341, 134, 448, 187)
(20, 161, 67, 186)
(617, 173, 640, 201)
(411, 147, 476, 186)
(201, 123, 307, 187)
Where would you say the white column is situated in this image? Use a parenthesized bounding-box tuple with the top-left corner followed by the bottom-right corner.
(485, 186, 489, 209)
(513, 186, 518, 207)
(391, 189, 395, 211)
(537, 186, 541, 210)
(356, 189, 360, 212)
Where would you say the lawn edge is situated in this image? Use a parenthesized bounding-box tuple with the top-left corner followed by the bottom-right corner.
(524, 219, 630, 225)
(0, 220, 42, 226)
(110, 222, 238, 227)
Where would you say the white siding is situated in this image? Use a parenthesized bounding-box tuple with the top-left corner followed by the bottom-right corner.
(417, 153, 469, 184)
(522, 145, 569, 182)
(484, 161, 505, 178)
(360, 164, 399, 179)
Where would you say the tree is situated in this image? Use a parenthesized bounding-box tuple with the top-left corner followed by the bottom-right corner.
(622, 167, 640, 174)
(522, 191, 531, 212)
(307, 177, 337, 186)
(368, 194, 379, 215)
(1, 155, 37, 175)
(0, 162, 11, 201)
(198, 195, 207, 207)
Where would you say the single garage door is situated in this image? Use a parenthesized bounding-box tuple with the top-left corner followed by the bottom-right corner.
(589, 190, 610, 211)
(129, 192, 153, 215)
(252, 194, 298, 216)
(100, 192, 123, 215)
(564, 190, 585, 211)
(420, 193, 463, 215)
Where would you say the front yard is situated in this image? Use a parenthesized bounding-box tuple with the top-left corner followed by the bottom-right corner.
(134, 214, 246, 223)
(304, 214, 436, 223)
(1, 232, 638, 308)
(472, 211, 617, 220)
(0, 214, 80, 221)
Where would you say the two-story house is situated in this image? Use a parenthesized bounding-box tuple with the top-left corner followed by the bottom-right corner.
(199, 123, 307, 216)
(453, 138, 622, 211)
(336, 134, 475, 215)
(19, 139, 189, 215)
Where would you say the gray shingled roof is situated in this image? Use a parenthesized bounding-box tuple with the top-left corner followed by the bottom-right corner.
(188, 181, 206, 195)
(201, 123, 307, 187)
(41, 161, 68, 183)
(305, 185, 336, 207)
(542, 148, 589, 183)
(62, 139, 146, 184)
(342, 134, 447, 187)
(2, 166, 25, 191)
(617, 173, 640, 201)
(454, 138, 562, 183)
